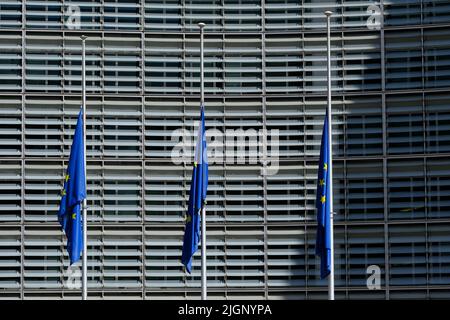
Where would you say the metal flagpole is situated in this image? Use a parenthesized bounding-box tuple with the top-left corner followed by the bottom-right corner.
(324, 11, 335, 301)
(198, 22, 207, 301)
(81, 35, 88, 301)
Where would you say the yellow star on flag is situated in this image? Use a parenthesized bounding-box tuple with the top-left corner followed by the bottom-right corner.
(321, 195, 326, 204)
(185, 215, 192, 223)
(72, 212, 76, 219)
(323, 163, 328, 170)
(319, 179, 325, 186)
(61, 189, 66, 196)
(65, 174, 70, 182)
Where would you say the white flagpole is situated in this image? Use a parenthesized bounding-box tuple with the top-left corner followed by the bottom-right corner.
(324, 11, 335, 301)
(81, 35, 88, 301)
(198, 22, 207, 301)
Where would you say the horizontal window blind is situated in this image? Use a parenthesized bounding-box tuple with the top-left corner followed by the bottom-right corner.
(389, 224, 427, 286)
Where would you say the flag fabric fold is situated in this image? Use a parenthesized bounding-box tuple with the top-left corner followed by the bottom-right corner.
(181, 105, 208, 273)
(315, 110, 332, 279)
(58, 109, 86, 265)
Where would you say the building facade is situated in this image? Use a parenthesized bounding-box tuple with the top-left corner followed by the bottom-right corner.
(0, 0, 450, 299)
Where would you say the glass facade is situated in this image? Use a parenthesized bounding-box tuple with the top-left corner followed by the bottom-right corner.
(0, 0, 450, 299)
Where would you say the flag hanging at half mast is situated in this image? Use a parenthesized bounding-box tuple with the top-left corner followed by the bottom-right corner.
(58, 108, 86, 265)
(315, 110, 332, 279)
(181, 105, 208, 273)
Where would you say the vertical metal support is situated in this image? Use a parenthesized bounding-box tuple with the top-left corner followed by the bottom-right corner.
(198, 22, 207, 301)
(20, 9, 26, 299)
(379, 0, 390, 300)
(199, 23, 205, 106)
(260, 0, 269, 299)
(140, 0, 147, 299)
(81, 35, 88, 301)
(324, 10, 335, 301)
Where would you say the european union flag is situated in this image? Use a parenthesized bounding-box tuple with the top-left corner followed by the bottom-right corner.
(181, 105, 208, 273)
(316, 110, 332, 279)
(58, 109, 86, 265)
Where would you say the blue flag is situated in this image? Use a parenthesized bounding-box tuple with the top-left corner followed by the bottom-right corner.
(181, 105, 208, 273)
(58, 109, 86, 265)
(315, 110, 332, 279)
